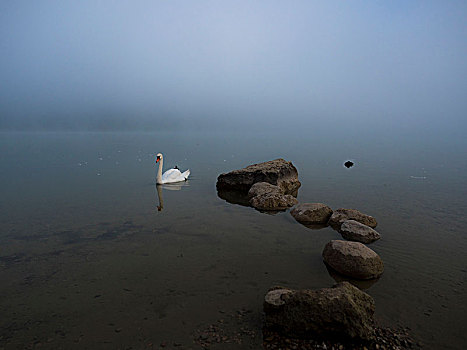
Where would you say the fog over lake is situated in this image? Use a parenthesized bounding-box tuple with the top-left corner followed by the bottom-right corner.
(1, 1, 467, 349)
(1, 1, 466, 133)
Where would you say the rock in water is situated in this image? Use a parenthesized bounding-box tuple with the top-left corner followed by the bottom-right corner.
(328, 208, 377, 229)
(248, 182, 281, 199)
(322, 240, 384, 280)
(340, 220, 381, 243)
(290, 203, 333, 224)
(246, 182, 297, 211)
(263, 282, 376, 340)
(250, 192, 298, 211)
(216, 158, 301, 195)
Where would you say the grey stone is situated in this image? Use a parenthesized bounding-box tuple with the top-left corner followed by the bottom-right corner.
(250, 192, 298, 211)
(328, 208, 377, 229)
(216, 158, 301, 195)
(322, 240, 384, 280)
(340, 220, 381, 244)
(264, 282, 376, 340)
(248, 182, 281, 199)
(290, 203, 333, 225)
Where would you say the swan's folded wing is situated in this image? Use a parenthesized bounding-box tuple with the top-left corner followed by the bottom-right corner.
(161, 168, 183, 182)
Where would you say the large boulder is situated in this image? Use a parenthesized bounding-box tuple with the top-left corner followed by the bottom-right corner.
(250, 192, 298, 211)
(263, 282, 375, 340)
(216, 159, 301, 195)
(290, 203, 333, 225)
(328, 208, 377, 229)
(323, 240, 384, 280)
(340, 220, 381, 244)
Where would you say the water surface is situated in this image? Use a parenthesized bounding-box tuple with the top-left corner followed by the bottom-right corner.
(1, 130, 466, 349)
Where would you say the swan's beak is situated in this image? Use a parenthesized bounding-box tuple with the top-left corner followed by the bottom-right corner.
(156, 157, 160, 163)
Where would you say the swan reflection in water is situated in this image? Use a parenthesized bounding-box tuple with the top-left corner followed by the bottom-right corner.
(155, 182, 190, 211)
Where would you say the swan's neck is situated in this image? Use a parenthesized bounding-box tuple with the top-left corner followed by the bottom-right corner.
(156, 158, 163, 184)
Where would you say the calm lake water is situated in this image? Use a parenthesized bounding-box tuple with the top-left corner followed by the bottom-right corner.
(0, 130, 466, 349)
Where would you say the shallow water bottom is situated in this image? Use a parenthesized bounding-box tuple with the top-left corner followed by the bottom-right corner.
(1, 131, 466, 349)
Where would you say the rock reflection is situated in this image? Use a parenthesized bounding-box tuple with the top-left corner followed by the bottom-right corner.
(301, 223, 329, 230)
(216, 188, 251, 207)
(325, 264, 380, 290)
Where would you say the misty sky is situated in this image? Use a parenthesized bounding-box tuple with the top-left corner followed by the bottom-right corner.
(1, 1, 466, 131)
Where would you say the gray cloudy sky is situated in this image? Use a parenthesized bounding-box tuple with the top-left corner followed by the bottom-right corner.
(1, 0, 466, 131)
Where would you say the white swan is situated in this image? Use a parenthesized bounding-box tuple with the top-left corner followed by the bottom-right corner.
(155, 153, 190, 184)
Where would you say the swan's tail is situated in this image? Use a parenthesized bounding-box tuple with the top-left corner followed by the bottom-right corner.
(181, 169, 190, 180)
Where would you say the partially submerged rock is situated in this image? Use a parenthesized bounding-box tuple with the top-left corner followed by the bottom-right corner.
(216, 158, 301, 195)
(248, 182, 281, 199)
(250, 192, 298, 211)
(263, 282, 376, 340)
(323, 240, 384, 280)
(328, 208, 377, 229)
(340, 220, 381, 243)
(290, 203, 333, 225)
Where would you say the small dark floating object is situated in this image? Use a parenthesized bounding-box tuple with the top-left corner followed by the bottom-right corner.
(174, 165, 179, 169)
(344, 160, 354, 168)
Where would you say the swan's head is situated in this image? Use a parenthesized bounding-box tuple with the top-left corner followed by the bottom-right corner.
(156, 153, 163, 163)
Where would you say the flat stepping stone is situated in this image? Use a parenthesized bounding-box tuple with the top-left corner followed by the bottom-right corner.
(250, 192, 298, 211)
(328, 208, 377, 229)
(290, 203, 333, 225)
(340, 220, 381, 243)
(248, 182, 281, 198)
